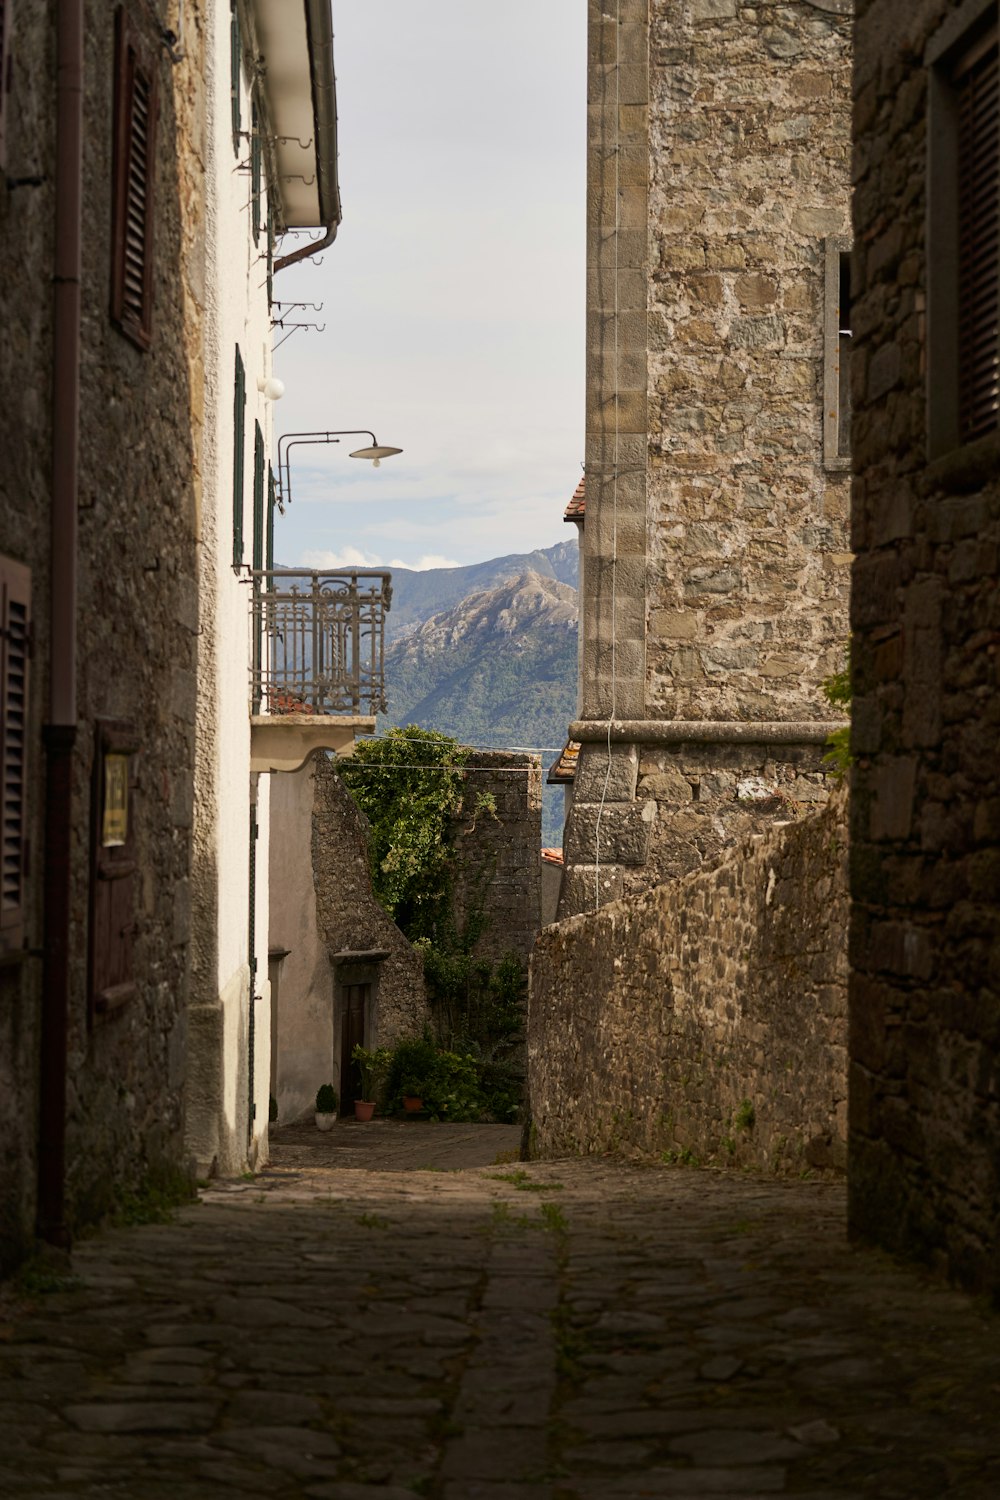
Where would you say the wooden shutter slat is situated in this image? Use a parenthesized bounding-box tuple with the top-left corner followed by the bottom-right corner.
(957, 31, 1000, 444)
(110, 6, 158, 351)
(1, 560, 30, 942)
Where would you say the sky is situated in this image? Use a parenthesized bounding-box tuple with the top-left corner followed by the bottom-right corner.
(271, 1, 586, 572)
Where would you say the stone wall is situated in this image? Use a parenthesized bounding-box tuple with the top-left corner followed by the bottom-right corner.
(566, 0, 853, 916)
(310, 759, 429, 1081)
(450, 752, 543, 963)
(530, 786, 848, 1171)
(849, 0, 1000, 1296)
(0, 1, 205, 1264)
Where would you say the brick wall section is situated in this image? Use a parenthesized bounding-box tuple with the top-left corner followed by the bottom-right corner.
(529, 786, 848, 1170)
(450, 752, 543, 964)
(850, 0, 1000, 1295)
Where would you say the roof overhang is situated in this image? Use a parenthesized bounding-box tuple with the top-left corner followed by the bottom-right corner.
(250, 0, 341, 232)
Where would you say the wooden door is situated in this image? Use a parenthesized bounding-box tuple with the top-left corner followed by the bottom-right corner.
(339, 982, 369, 1115)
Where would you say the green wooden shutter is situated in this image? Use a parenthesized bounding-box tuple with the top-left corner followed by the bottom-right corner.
(233, 346, 246, 568)
(251, 102, 261, 243)
(230, 0, 241, 156)
(252, 421, 265, 572)
(266, 465, 276, 575)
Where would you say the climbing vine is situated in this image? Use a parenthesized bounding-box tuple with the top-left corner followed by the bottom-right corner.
(336, 725, 468, 938)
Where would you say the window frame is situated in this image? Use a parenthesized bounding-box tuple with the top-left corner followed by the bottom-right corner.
(823, 234, 853, 471)
(109, 5, 158, 352)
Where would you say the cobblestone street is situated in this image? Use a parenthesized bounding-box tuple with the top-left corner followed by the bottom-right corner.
(1, 1123, 998, 1499)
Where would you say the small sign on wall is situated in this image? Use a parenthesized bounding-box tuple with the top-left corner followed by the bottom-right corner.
(101, 753, 130, 847)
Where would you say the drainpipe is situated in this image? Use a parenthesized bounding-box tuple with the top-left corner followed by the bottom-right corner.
(37, 0, 84, 1247)
(273, 0, 341, 273)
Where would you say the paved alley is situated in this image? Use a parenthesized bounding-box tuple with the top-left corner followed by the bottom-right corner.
(1, 1125, 998, 1499)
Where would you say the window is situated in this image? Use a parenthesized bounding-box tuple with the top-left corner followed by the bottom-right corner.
(233, 346, 246, 568)
(927, 0, 1000, 455)
(823, 235, 852, 469)
(0, 555, 29, 950)
(110, 6, 158, 351)
(231, 0, 241, 156)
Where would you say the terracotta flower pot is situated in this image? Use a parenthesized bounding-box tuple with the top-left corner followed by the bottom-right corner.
(402, 1096, 424, 1113)
(354, 1100, 376, 1122)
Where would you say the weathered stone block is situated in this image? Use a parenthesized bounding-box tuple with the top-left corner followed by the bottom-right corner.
(573, 743, 639, 803)
(564, 800, 656, 868)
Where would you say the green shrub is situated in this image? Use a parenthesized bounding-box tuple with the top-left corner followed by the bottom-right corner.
(315, 1083, 339, 1114)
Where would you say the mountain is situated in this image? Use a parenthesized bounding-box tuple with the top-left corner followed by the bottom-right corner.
(384, 538, 579, 643)
(379, 570, 579, 845)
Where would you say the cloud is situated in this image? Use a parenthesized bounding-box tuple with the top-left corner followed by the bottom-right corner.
(296, 546, 384, 570)
(389, 554, 462, 572)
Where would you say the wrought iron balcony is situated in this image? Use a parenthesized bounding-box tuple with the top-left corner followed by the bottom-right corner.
(250, 568, 392, 717)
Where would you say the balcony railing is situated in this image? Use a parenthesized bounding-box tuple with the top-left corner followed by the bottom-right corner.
(250, 569, 392, 716)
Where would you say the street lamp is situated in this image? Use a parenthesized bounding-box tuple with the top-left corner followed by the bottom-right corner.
(275, 430, 403, 511)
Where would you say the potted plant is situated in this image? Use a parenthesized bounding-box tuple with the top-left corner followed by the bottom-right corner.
(315, 1083, 339, 1131)
(350, 1044, 391, 1122)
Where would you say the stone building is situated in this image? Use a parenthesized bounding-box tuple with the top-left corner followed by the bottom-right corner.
(849, 0, 1000, 1297)
(269, 750, 542, 1123)
(560, 0, 854, 917)
(0, 0, 342, 1269)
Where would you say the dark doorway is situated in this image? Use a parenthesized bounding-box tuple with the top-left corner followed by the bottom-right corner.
(339, 981, 369, 1114)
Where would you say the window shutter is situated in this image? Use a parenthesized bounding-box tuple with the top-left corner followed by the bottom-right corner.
(231, 0, 241, 155)
(252, 421, 265, 572)
(956, 30, 1000, 444)
(233, 346, 246, 568)
(110, 6, 158, 351)
(0, 0, 12, 173)
(252, 101, 261, 244)
(266, 465, 276, 575)
(0, 556, 30, 947)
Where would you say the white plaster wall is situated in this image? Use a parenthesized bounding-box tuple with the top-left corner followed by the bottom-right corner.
(188, 0, 278, 1174)
(269, 764, 334, 1122)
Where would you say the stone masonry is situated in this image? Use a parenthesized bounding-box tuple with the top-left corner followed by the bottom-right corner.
(531, 785, 848, 1171)
(563, 0, 854, 916)
(849, 0, 1000, 1297)
(0, 1, 206, 1266)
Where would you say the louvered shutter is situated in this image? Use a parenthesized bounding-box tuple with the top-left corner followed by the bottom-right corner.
(233, 346, 246, 568)
(0, 556, 30, 946)
(266, 465, 276, 575)
(110, 7, 158, 351)
(956, 29, 1000, 444)
(252, 422, 265, 572)
(231, 0, 241, 155)
(252, 101, 262, 243)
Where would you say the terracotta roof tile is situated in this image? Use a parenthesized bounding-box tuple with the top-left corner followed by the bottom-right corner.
(564, 477, 585, 523)
(547, 740, 580, 784)
(541, 848, 565, 866)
